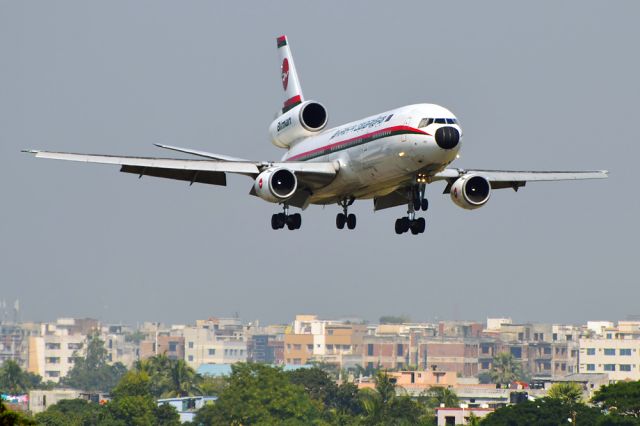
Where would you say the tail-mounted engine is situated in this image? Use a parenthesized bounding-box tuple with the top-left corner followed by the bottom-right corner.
(253, 167, 298, 202)
(269, 101, 328, 148)
(450, 174, 491, 210)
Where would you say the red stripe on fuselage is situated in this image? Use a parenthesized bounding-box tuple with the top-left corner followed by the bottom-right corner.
(286, 125, 429, 161)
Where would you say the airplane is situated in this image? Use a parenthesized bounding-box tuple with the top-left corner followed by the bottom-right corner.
(24, 35, 607, 235)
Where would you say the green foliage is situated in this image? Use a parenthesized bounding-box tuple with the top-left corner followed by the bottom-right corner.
(107, 395, 157, 426)
(547, 382, 584, 405)
(202, 363, 323, 425)
(489, 352, 525, 385)
(0, 400, 36, 425)
(154, 403, 181, 426)
(34, 398, 108, 426)
(110, 371, 152, 398)
(134, 355, 202, 398)
(592, 381, 640, 417)
(478, 371, 493, 384)
(62, 333, 127, 392)
(198, 375, 227, 397)
(359, 371, 433, 426)
(480, 398, 605, 426)
(420, 386, 459, 408)
(379, 315, 411, 324)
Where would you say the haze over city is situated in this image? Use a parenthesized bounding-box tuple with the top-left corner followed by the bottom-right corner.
(1, 1, 638, 326)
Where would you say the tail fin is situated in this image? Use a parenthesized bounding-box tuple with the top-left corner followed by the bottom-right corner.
(276, 35, 304, 113)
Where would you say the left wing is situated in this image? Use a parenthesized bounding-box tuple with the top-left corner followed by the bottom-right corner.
(23, 150, 338, 190)
(434, 168, 608, 191)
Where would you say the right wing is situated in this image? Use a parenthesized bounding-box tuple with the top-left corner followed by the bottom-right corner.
(23, 150, 338, 192)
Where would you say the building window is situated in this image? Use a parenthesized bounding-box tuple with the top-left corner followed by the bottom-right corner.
(620, 349, 632, 356)
(620, 364, 632, 372)
(553, 333, 558, 341)
(208, 349, 216, 356)
(604, 364, 615, 371)
(188, 355, 193, 362)
(293, 344, 301, 351)
(586, 348, 595, 356)
(606, 333, 613, 339)
(566, 335, 573, 341)
(45, 357, 60, 364)
(45, 371, 60, 378)
(368, 344, 374, 356)
(481, 362, 490, 369)
(68, 343, 82, 350)
(604, 348, 616, 356)
(169, 342, 177, 352)
(188, 342, 194, 349)
(397, 344, 404, 356)
(510, 347, 522, 359)
(45, 343, 61, 350)
(586, 364, 595, 371)
(544, 347, 552, 355)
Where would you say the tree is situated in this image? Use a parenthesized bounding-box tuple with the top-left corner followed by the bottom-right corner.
(547, 382, 584, 405)
(592, 381, 640, 418)
(134, 355, 202, 398)
(199, 375, 227, 396)
(0, 360, 29, 393)
(421, 386, 459, 408)
(489, 352, 525, 385)
(480, 398, 606, 426)
(379, 316, 411, 324)
(0, 400, 36, 426)
(360, 371, 432, 425)
(203, 363, 323, 424)
(34, 398, 108, 426)
(287, 367, 338, 405)
(62, 332, 127, 392)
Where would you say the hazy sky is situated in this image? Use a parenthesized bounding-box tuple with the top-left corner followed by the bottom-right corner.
(1, 1, 638, 326)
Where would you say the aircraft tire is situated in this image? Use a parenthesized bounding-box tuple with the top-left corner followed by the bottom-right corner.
(336, 213, 346, 229)
(421, 198, 429, 211)
(347, 214, 356, 230)
(416, 217, 426, 233)
(271, 214, 279, 230)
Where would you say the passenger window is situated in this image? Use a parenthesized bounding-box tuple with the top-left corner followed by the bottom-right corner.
(434, 118, 446, 124)
(418, 118, 433, 128)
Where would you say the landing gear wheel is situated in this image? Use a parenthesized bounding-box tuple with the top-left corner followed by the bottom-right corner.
(287, 213, 302, 230)
(413, 198, 421, 211)
(421, 198, 429, 211)
(347, 214, 356, 230)
(416, 217, 426, 233)
(271, 214, 279, 230)
(336, 213, 346, 229)
(395, 218, 404, 234)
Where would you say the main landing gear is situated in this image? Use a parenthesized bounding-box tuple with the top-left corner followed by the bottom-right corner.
(336, 197, 356, 230)
(395, 185, 428, 235)
(271, 205, 301, 230)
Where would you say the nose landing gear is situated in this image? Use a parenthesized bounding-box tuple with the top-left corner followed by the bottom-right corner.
(336, 197, 356, 230)
(271, 204, 301, 230)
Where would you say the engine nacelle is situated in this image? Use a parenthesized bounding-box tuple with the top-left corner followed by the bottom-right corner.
(269, 101, 328, 148)
(253, 167, 298, 202)
(450, 174, 491, 210)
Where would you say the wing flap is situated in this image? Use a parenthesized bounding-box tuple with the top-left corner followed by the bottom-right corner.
(120, 165, 226, 186)
(434, 168, 608, 183)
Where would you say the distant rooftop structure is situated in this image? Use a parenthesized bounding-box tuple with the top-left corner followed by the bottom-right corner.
(197, 363, 312, 377)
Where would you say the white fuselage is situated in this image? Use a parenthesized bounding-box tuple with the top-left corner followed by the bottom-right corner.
(282, 103, 462, 204)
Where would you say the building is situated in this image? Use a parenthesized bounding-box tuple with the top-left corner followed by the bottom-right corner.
(436, 407, 494, 426)
(284, 315, 366, 367)
(28, 320, 89, 383)
(157, 396, 217, 423)
(29, 389, 82, 414)
(579, 336, 640, 381)
(102, 325, 139, 368)
(140, 335, 185, 361)
(0, 322, 39, 369)
(183, 320, 247, 369)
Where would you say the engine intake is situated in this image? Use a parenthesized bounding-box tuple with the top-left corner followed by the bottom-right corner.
(253, 167, 297, 202)
(450, 174, 491, 210)
(269, 101, 328, 148)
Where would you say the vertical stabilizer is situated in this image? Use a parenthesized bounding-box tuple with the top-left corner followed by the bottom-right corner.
(277, 35, 304, 113)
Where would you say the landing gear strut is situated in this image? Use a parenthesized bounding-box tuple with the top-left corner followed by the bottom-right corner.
(336, 197, 356, 230)
(271, 204, 301, 230)
(395, 186, 427, 235)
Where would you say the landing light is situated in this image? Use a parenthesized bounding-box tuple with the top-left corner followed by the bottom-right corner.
(456, 154, 460, 159)
(398, 152, 405, 157)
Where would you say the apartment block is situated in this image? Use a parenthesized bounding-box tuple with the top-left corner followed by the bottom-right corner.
(28, 323, 87, 382)
(579, 337, 640, 381)
(284, 315, 366, 366)
(183, 323, 247, 369)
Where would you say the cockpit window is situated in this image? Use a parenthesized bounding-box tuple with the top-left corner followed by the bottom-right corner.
(446, 118, 457, 124)
(434, 118, 447, 124)
(418, 118, 434, 128)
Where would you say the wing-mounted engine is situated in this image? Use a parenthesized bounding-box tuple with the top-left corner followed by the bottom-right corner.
(269, 101, 328, 148)
(450, 174, 491, 210)
(253, 167, 298, 202)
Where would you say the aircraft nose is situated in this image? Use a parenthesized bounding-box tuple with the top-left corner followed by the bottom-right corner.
(434, 126, 460, 150)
